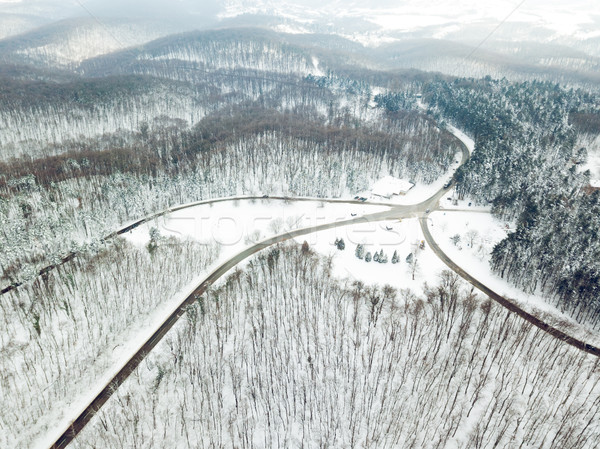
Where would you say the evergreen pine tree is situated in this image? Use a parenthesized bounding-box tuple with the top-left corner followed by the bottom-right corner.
(147, 226, 161, 255)
(355, 244, 365, 259)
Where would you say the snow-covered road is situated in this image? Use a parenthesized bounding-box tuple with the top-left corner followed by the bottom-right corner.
(35, 112, 600, 449)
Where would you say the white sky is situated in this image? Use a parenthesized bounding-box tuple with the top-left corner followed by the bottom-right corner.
(0, 0, 599, 38)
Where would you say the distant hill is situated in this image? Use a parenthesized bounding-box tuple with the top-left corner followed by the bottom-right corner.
(78, 27, 372, 79)
(0, 12, 49, 40)
(372, 38, 600, 86)
(0, 17, 186, 69)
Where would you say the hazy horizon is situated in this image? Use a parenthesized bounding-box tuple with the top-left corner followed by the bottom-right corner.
(0, 0, 598, 35)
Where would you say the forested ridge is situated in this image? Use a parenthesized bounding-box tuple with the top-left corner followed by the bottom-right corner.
(0, 32, 457, 289)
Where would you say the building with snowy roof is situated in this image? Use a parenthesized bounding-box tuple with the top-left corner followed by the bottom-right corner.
(371, 176, 414, 199)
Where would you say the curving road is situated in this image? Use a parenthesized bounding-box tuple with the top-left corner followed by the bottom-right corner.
(47, 206, 418, 449)
(0, 196, 393, 296)
(420, 217, 600, 357)
(41, 121, 600, 449)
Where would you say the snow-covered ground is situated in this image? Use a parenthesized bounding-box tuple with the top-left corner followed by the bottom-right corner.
(428, 210, 600, 347)
(294, 217, 448, 295)
(438, 187, 492, 212)
(354, 151, 463, 205)
(125, 197, 448, 295)
(71, 232, 600, 449)
(126, 198, 391, 260)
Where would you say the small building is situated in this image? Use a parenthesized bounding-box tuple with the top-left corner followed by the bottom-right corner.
(371, 176, 414, 199)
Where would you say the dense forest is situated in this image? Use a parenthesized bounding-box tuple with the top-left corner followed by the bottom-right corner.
(419, 77, 600, 325)
(2, 20, 600, 448)
(72, 244, 600, 448)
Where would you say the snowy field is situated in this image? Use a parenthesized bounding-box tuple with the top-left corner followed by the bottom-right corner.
(23, 199, 400, 447)
(428, 210, 600, 347)
(294, 217, 447, 295)
(125, 198, 450, 296)
(125, 198, 391, 260)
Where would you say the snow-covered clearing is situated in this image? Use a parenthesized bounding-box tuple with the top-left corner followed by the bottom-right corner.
(428, 209, 600, 347)
(125, 198, 391, 259)
(439, 187, 492, 212)
(295, 217, 447, 295)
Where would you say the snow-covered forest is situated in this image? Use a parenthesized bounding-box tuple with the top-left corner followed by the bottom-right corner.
(0, 237, 220, 447)
(0, 92, 459, 287)
(72, 244, 600, 448)
(1, 11, 600, 449)
(421, 78, 600, 327)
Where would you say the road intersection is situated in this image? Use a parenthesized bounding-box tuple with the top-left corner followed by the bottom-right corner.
(35, 127, 600, 449)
